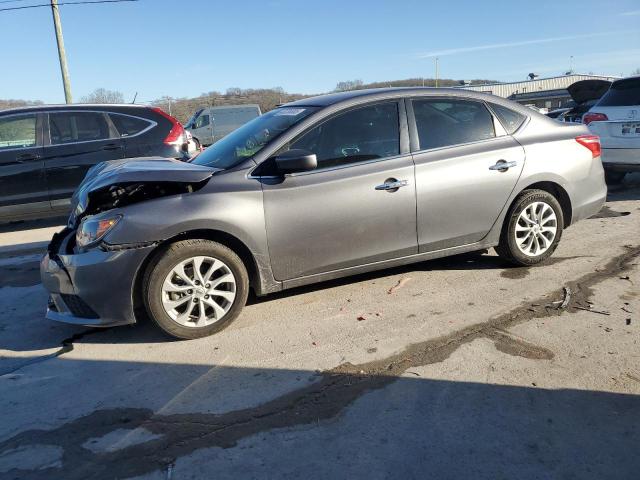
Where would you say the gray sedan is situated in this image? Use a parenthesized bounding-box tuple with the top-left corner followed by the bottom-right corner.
(41, 88, 607, 339)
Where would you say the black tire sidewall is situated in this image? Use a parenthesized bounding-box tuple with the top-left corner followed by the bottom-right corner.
(499, 190, 564, 266)
(143, 239, 249, 340)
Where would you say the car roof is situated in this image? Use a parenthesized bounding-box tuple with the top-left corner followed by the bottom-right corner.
(0, 103, 151, 116)
(282, 87, 498, 107)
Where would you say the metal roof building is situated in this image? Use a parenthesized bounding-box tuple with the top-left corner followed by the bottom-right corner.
(457, 74, 618, 110)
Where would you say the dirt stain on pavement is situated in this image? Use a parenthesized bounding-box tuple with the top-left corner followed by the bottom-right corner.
(489, 331, 554, 360)
(1, 246, 639, 480)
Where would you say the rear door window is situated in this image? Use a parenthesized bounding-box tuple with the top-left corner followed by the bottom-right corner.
(109, 113, 152, 137)
(597, 78, 640, 106)
(412, 99, 495, 150)
(289, 102, 400, 169)
(0, 114, 37, 150)
(49, 112, 111, 145)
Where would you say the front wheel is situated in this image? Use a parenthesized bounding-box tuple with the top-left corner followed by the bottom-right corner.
(496, 189, 564, 267)
(143, 239, 249, 339)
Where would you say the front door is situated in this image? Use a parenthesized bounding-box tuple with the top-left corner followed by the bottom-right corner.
(408, 97, 525, 252)
(0, 112, 48, 218)
(43, 111, 124, 211)
(192, 113, 214, 145)
(261, 101, 418, 281)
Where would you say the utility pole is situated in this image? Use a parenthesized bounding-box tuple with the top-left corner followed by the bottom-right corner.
(50, 0, 72, 103)
(435, 57, 439, 88)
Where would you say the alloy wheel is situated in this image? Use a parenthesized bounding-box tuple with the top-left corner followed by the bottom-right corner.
(514, 201, 557, 257)
(161, 256, 237, 327)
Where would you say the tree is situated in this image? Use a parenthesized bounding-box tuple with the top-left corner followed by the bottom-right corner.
(334, 79, 364, 92)
(632, 68, 640, 76)
(80, 88, 124, 104)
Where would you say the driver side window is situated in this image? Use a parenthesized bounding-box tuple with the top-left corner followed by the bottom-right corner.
(194, 114, 210, 129)
(289, 102, 400, 169)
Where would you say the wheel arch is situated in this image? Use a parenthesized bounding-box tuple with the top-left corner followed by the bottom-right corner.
(515, 181, 572, 227)
(132, 228, 266, 317)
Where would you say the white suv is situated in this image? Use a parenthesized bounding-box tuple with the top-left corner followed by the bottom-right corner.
(583, 76, 640, 183)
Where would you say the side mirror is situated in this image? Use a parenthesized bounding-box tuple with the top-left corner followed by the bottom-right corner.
(275, 149, 317, 174)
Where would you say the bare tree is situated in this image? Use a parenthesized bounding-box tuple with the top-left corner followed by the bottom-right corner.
(80, 88, 124, 104)
(334, 79, 364, 92)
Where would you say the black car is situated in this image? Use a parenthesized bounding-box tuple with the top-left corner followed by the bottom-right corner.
(0, 104, 189, 222)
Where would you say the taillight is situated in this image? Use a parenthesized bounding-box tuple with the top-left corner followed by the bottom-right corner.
(583, 112, 608, 125)
(151, 107, 186, 145)
(575, 135, 601, 158)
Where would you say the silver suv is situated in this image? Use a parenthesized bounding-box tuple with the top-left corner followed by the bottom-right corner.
(583, 76, 640, 183)
(41, 88, 607, 339)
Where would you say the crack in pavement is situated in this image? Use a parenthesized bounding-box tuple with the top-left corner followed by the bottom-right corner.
(1, 245, 639, 480)
(0, 329, 109, 377)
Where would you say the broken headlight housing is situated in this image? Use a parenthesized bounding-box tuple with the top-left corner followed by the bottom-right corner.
(76, 215, 122, 249)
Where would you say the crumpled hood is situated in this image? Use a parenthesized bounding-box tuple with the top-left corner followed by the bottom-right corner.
(70, 157, 218, 223)
(567, 80, 612, 104)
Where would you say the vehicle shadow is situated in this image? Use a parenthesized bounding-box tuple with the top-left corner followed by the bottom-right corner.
(606, 172, 640, 202)
(0, 357, 638, 479)
(247, 251, 560, 306)
(0, 216, 67, 234)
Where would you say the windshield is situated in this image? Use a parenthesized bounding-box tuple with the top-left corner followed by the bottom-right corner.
(184, 108, 204, 128)
(191, 106, 320, 169)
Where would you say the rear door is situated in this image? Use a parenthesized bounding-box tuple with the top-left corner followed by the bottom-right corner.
(0, 112, 48, 218)
(262, 100, 417, 281)
(408, 97, 525, 252)
(43, 110, 124, 210)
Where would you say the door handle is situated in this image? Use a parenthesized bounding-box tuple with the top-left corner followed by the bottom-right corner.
(375, 178, 408, 192)
(489, 160, 517, 172)
(15, 153, 40, 163)
(101, 143, 122, 151)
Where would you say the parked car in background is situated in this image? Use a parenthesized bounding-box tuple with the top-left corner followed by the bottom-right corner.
(184, 104, 261, 148)
(546, 107, 571, 119)
(0, 104, 189, 222)
(550, 79, 611, 123)
(583, 76, 640, 183)
(41, 88, 606, 339)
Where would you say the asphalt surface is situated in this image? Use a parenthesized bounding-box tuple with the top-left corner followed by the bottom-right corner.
(0, 174, 639, 480)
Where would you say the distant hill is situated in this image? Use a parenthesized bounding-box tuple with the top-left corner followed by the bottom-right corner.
(0, 99, 43, 111)
(0, 77, 499, 124)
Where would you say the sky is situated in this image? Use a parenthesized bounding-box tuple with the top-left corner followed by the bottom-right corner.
(1, 0, 639, 104)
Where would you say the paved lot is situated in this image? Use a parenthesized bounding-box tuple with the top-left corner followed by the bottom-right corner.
(1, 175, 639, 480)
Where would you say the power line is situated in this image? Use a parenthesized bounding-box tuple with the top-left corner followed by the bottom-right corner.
(0, 0, 138, 12)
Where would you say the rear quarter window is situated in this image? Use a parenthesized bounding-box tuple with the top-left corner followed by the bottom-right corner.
(489, 104, 527, 134)
(109, 113, 153, 137)
(597, 78, 640, 107)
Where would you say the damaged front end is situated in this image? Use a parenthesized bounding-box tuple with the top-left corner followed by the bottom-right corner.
(68, 157, 218, 228)
(41, 157, 219, 327)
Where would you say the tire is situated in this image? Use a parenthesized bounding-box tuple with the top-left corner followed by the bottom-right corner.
(193, 138, 202, 152)
(495, 189, 564, 267)
(604, 171, 626, 185)
(143, 239, 249, 339)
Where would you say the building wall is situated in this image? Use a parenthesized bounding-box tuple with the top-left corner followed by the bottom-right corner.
(457, 74, 618, 110)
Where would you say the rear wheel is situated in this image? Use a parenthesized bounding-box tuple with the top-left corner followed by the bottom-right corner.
(143, 239, 249, 339)
(496, 189, 564, 266)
